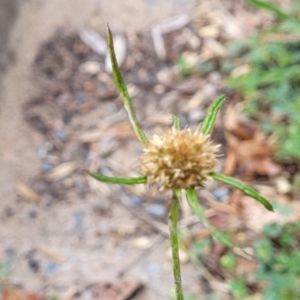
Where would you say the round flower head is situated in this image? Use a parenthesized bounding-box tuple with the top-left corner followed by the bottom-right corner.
(141, 127, 220, 192)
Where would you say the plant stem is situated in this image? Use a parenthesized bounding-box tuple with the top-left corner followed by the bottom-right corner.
(169, 190, 184, 300)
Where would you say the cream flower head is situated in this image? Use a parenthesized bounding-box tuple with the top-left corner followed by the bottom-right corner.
(141, 127, 220, 192)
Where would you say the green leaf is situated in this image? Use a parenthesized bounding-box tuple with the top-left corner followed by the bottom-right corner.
(106, 24, 148, 146)
(255, 239, 273, 263)
(172, 116, 181, 130)
(186, 189, 233, 247)
(221, 253, 237, 271)
(88, 172, 147, 185)
(210, 172, 274, 211)
(230, 277, 248, 298)
(246, 0, 297, 23)
(201, 95, 226, 135)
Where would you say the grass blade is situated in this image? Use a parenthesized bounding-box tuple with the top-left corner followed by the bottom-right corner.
(106, 24, 148, 146)
(201, 95, 226, 135)
(246, 0, 300, 26)
(246, 0, 290, 19)
(211, 172, 274, 211)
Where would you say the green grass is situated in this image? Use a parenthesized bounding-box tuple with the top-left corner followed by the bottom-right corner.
(225, 1, 300, 162)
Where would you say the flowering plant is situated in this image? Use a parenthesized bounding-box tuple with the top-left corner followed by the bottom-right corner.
(89, 25, 273, 300)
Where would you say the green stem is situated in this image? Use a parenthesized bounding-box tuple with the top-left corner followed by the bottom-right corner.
(88, 172, 147, 185)
(169, 190, 184, 300)
(172, 116, 181, 130)
(186, 188, 233, 247)
(106, 24, 148, 146)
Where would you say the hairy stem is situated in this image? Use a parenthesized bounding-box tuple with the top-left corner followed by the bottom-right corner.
(169, 190, 184, 300)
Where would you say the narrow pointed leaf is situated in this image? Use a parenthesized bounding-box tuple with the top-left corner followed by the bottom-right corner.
(106, 24, 148, 146)
(201, 95, 226, 135)
(88, 172, 147, 185)
(246, 0, 300, 27)
(211, 172, 274, 211)
(246, 0, 291, 20)
(172, 116, 181, 130)
(186, 189, 233, 247)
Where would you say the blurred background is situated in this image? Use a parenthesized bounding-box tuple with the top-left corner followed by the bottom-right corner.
(1, 0, 300, 299)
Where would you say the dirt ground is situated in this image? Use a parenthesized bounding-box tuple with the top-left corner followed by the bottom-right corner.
(0, 1, 199, 299)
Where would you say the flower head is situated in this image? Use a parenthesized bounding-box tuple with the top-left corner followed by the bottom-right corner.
(141, 127, 220, 192)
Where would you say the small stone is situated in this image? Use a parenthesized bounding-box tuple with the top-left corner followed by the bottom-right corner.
(208, 71, 222, 83)
(188, 110, 205, 123)
(105, 102, 118, 113)
(37, 142, 54, 159)
(79, 28, 107, 56)
(154, 84, 165, 94)
(181, 51, 200, 69)
(35, 182, 50, 195)
(4, 207, 15, 218)
(63, 110, 73, 124)
(129, 195, 142, 207)
(54, 129, 66, 142)
(198, 25, 219, 38)
(80, 61, 102, 75)
(156, 68, 176, 87)
(147, 204, 166, 219)
(41, 161, 55, 173)
(44, 262, 60, 275)
(131, 237, 151, 249)
(79, 146, 89, 160)
(28, 258, 40, 273)
(62, 178, 73, 189)
(28, 210, 37, 219)
(274, 176, 291, 194)
(159, 91, 180, 110)
(93, 200, 107, 213)
(213, 187, 229, 202)
(75, 91, 88, 103)
(230, 64, 251, 78)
